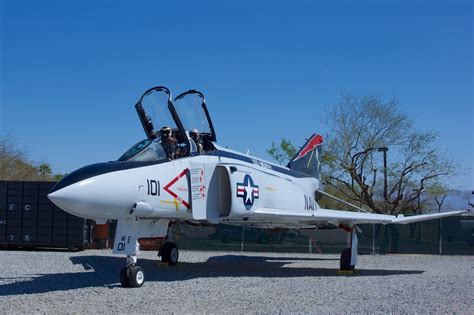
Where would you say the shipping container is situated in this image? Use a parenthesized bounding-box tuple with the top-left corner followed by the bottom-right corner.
(0, 181, 92, 250)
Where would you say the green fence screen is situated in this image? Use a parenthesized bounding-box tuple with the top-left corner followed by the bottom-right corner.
(168, 216, 474, 255)
(108, 216, 473, 255)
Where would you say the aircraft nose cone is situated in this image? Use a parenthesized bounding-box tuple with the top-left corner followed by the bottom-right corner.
(48, 181, 91, 207)
(48, 178, 100, 219)
(48, 189, 67, 204)
(49, 162, 127, 194)
(47, 162, 137, 220)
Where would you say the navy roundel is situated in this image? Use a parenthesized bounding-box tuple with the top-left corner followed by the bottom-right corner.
(236, 174, 260, 210)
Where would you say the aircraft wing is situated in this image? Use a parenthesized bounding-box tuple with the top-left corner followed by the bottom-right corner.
(252, 208, 467, 226)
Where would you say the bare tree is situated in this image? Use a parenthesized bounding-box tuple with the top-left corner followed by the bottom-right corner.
(267, 94, 456, 253)
(426, 181, 448, 213)
(322, 94, 455, 216)
(0, 135, 35, 180)
(268, 95, 455, 215)
(0, 135, 58, 181)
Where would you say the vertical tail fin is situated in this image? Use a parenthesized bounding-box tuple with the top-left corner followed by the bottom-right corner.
(287, 134, 323, 179)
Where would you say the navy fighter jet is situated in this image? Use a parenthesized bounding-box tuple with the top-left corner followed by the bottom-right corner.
(48, 86, 466, 287)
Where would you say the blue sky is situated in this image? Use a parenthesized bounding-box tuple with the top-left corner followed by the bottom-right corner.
(0, 0, 472, 189)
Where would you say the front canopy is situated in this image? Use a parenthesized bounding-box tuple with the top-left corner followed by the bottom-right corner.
(135, 86, 184, 140)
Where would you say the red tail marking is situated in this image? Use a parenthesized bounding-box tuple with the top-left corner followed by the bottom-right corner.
(293, 135, 323, 161)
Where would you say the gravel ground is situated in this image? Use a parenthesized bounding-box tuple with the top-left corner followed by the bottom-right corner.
(0, 249, 472, 314)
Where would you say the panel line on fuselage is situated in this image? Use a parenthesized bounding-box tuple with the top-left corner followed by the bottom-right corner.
(205, 150, 311, 178)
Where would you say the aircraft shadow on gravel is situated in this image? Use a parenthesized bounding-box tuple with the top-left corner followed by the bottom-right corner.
(0, 254, 424, 296)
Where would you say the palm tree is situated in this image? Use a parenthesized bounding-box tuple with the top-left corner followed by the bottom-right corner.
(38, 163, 52, 180)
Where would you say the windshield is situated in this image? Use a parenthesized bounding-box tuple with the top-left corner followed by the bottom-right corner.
(118, 139, 168, 162)
(173, 90, 215, 140)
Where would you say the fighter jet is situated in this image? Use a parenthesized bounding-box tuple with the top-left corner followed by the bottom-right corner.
(48, 86, 466, 287)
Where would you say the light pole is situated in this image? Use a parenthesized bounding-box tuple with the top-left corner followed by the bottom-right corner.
(377, 147, 389, 213)
(376, 147, 389, 254)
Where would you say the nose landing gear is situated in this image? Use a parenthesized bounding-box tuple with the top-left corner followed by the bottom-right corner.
(114, 218, 177, 288)
(119, 242, 146, 288)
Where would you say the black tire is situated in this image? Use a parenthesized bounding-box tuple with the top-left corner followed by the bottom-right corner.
(128, 266, 145, 288)
(120, 267, 130, 287)
(340, 248, 354, 270)
(161, 243, 171, 263)
(161, 242, 179, 265)
(168, 243, 179, 266)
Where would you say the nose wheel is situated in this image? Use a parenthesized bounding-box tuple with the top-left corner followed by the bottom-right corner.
(120, 265, 145, 288)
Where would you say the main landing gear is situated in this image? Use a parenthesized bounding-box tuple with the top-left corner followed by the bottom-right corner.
(338, 224, 358, 271)
(340, 248, 353, 270)
(160, 241, 179, 265)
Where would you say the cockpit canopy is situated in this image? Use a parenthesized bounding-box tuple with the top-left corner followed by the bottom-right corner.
(173, 90, 216, 142)
(119, 86, 216, 162)
(135, 86, 178, 140)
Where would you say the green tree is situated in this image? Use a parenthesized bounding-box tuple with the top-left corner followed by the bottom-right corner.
(266, 139, 296, 165)
(54, 173, 66, 181)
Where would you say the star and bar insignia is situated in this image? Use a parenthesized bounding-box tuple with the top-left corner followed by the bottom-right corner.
(236, 174, 259, 210)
